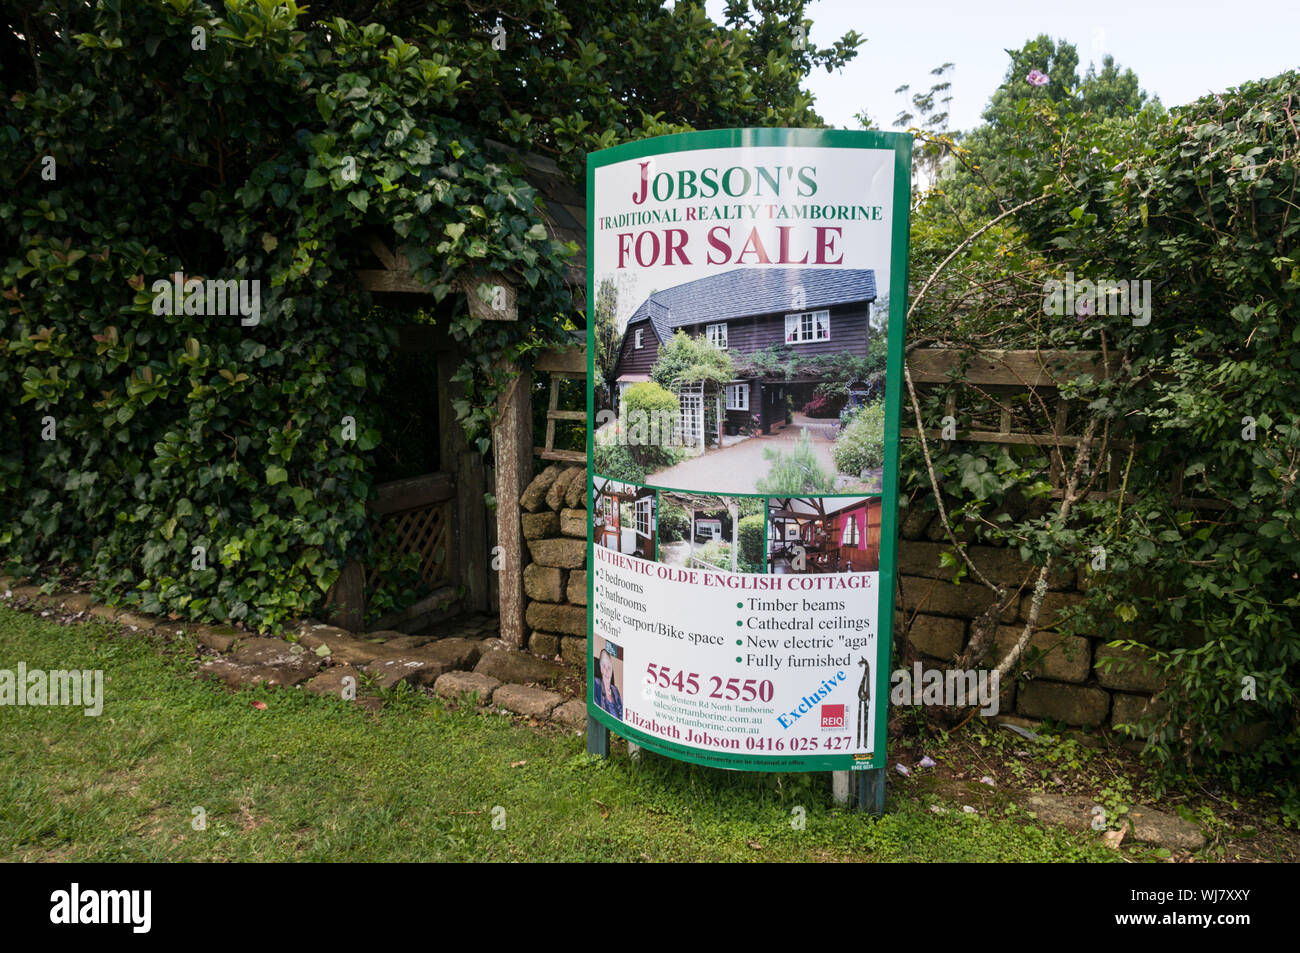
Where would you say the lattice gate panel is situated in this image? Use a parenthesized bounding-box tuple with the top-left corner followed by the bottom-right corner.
(365, 500, 452, 592)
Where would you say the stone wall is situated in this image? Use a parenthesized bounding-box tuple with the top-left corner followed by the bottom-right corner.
(520, 463, 589, 665)
(516, 467, 1163, 735)
(897, 498, 1164, 731)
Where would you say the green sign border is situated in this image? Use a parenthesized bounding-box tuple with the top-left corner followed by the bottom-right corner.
(585, 127, 912, 771)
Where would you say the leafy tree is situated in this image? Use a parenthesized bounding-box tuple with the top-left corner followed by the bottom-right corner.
(657, 500, 691, 543)
(650, 331, 735, 387)
(592, 277, 622, 411)
(0, 0, 859, 629)
(901, 62, 1300, 809)
(941, 35, 1157, 221)
(885, 62, 957, 190)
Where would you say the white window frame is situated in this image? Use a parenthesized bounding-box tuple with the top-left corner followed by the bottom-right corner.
(784, 309, 831, 344)
(634, 497, 652, 538)
(840, 515, 860, 548)
(706, 322, 728, 349)
(725, 382, 749, 411)
(634, 328, 644, 349)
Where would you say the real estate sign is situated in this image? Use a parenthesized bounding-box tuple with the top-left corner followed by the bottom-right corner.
(586, 129, 911, 771)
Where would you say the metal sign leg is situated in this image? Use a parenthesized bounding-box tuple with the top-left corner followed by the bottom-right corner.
(855, 768, 886, 815)
(587, 714, 609, 758)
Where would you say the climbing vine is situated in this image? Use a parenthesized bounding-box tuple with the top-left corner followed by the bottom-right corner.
(0, 0, 860, 629)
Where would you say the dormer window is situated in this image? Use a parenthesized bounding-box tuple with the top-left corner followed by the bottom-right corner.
(706, 322, 728, 349)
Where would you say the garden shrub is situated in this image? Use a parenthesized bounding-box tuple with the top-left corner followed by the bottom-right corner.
(801, 392, 844, 418)
(756, 430, 834, 494)
(657, 501, 690, 544)
(692, 540, 732, 569)
(906, 66, 1300, 809)
(592, 441, 643, 484)
(737, 513, 767, 571)
(832, 400, 886, 476)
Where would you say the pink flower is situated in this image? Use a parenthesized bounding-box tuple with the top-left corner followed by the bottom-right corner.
(1027, 70, 1048, 87)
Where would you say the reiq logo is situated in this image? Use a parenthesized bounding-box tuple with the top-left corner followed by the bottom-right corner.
(49, 883, 151, 933)
(820, 704, 846, 730)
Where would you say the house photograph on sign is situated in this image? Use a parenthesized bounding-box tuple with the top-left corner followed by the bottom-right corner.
(593, 477, 657, 560)
(766, 496, 882, 574)
(656, 491, 766, 573)
(605, 266, 888, 496)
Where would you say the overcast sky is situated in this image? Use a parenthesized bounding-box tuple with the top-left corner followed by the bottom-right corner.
(702, 0, 1300, 134)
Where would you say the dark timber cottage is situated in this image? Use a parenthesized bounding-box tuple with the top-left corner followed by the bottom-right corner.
(613, 267, 877, 444)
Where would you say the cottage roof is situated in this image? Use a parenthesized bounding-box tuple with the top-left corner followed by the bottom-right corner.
(626, 267, 877, 339)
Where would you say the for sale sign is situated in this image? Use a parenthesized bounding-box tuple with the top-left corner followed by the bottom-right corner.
(585, 128, 911, 770)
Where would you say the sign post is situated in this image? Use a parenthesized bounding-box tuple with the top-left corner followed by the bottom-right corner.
(585, 129, 911, 814)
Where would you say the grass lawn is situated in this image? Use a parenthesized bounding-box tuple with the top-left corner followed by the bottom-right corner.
(0, 605, 1119, 862)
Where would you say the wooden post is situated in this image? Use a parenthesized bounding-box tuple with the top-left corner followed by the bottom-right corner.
(438, 351, 491, 613)
(325, 559, 365, 632)
(832, 771, 851, 804)
(728, 502, 739, 572)
(688, 508, 696, 565)
(494, 360, 533, 650)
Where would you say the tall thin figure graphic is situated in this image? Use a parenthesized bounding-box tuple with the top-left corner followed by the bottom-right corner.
(856, 656, 870, 749)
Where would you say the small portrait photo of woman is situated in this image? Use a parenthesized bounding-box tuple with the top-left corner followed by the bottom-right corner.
(593, 639, 624, 721)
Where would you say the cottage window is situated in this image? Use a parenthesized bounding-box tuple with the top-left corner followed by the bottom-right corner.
(635, 497, 652, 537)
(634, 328, 644, 349)
(706, 322, 728, 349)
(725, 382, 749, 411)
(840, 515, 860, 548)
(784, 309, 831, 344)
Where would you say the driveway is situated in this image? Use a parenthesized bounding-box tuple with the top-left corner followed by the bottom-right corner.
(658, 540, 691, 566)
(647, 420, 878, 494)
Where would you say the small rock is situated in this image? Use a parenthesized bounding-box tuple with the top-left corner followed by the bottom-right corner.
(402, 637, 481, 671)
(59, 593, 96, 613)
(200, 641, 322, 689)
(433, 670, 502, 703)
(1126, 806, 1206, 851)
(552, 699, 588, 727)
(494, 683, 563, 718)
(380, 635, 432, 651)
(304, 666, 365, 700)
(194, 624, 242, 653)
(474, 647, 563, 686)
(362, 656, 446, 689)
